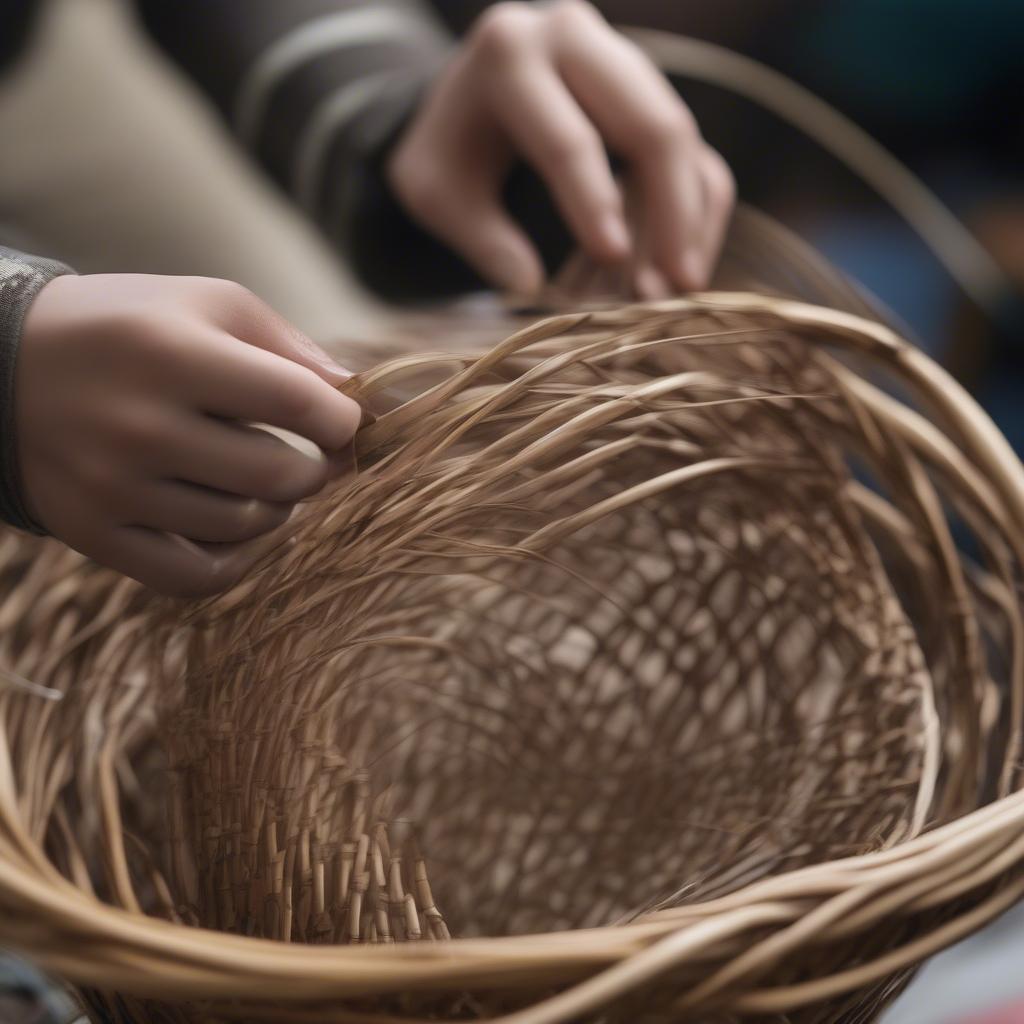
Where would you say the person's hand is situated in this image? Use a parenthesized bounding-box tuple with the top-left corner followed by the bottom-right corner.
(17, 274, 361, 597)
(388, 0, 734, 299)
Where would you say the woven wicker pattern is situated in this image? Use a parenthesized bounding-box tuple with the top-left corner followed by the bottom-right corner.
(1, 293, 1023, 1023)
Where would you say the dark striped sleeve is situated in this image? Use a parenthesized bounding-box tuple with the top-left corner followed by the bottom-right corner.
(0, 245, 74, 532)
(134, 0, 467, 298)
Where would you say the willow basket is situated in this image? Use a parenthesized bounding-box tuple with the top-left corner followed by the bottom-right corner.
(2, 292, 1024, 1024)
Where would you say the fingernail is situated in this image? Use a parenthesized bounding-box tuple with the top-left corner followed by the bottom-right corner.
(634, 264, 671, 300)
(599, 213, 631, 259)
(261, 424, 324, 462)
(679, 251, 709, 291)
(492, 249, 540, 297)
(315, 355, 353, 381)
(304, 339, 352, 380)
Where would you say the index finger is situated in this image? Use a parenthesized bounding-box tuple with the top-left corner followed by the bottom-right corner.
(178, 330, 363, 452)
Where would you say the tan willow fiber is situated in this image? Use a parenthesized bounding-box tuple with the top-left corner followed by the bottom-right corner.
(2, 291, 1024, 1024)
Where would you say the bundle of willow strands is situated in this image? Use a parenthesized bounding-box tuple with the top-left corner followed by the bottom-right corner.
(1, 289, 1024, 1024)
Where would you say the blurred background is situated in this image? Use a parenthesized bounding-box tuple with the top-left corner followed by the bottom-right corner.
(0, 2, 1021, 1022)
(1, 1, 1021, 392)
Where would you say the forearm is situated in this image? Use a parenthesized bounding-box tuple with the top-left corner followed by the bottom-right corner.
(0, 246, 73, 532)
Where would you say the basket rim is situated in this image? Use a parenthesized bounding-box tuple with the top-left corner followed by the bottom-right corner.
(4, 787, 1024, 1003)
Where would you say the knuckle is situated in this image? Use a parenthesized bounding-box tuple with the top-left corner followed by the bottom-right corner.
(119, 409, 168, 460)
(472, 3, 535, 60)
(99, 310, 171, 360)
(78, 455, 119, 498)
(635, 103, 698, 153)
(204, 277, 256, 306)
(548, 0, 600, 32)
(198, 277, 264, 323)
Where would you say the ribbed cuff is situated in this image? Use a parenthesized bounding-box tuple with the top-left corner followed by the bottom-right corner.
(0, 246, 74, 533)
